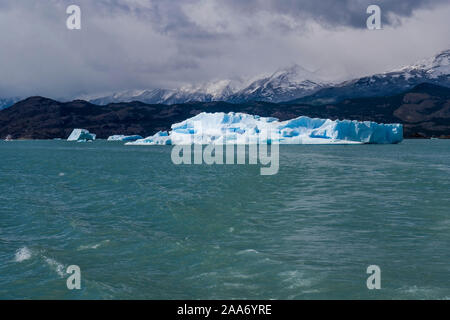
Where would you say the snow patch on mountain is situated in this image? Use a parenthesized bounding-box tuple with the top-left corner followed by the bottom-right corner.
(294, 49, 450, 105)
(228, 64, 327, 103)
(391, 49, 450, 79)
(82, 64, 327, 105)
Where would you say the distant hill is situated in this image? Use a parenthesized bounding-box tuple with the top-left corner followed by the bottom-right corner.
(1, 83, 449, 140)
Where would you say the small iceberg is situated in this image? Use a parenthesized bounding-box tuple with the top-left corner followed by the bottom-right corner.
(127, 112, 403, 145)
(126, 131, 171, 145)
(107, 135, 143, 142)
(67, 129, 96, 141)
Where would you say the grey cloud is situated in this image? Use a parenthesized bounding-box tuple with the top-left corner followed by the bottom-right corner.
(0, 0, 449, 99)
(212, 0, 449, 30)
(54, 0, 450, 35)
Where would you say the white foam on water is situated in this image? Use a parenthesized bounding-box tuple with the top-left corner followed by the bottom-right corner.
(399, 285, 444, 299)
(43, 256, 65, 278)
(15, 248, 67, 278)
(236, 249, 259, 255)
(229, 271, 256, 279)
(223, 282, 247, 288)
(279, 270, 313, 289)
(14, 247, 32, 262)
(77, 239, 110, 251)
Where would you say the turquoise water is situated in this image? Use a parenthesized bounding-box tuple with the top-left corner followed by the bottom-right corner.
(0, 140, 449, 299)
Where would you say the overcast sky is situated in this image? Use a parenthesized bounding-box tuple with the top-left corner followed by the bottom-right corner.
(0, 0, 449, 99)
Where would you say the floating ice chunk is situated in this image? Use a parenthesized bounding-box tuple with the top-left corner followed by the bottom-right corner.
(107, 135, 143, 142)
(67, 128, 96, 141)
(128, 112, 403, 145)
(126, 131, 171, 145)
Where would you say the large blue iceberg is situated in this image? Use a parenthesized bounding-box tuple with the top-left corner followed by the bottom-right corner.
(126, 112, 403, 145)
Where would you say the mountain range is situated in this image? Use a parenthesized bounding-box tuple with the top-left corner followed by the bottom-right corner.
(1, 83, 449, 140)
(0, 49, 449, 109)
(83, 49, 450, 106)
(84, 64, 327, 106)
(290, 49, 450, 105)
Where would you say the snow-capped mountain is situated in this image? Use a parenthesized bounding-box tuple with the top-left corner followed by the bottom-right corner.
(87, 50, 450, 106)
(228, 65, 327, 103)
(291, 49, 450, 105)
(85, 65, 327, 105)
(2, 50, 449, 109)
(86, 79, 238, 105)
(392, 49, 450, 79)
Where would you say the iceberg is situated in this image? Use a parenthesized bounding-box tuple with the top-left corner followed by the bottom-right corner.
(107, 135, 143, 142)
(67, 128, 96, 141)
(127, 131, 171, 145)
(126, 112, 403, 145)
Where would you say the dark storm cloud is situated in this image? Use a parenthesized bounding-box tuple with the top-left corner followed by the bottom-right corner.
(51, 0, 450, 35)
(0, 0, 449, 99)
(218, 0, 449, 29)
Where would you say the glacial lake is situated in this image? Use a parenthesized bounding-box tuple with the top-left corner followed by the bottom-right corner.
(0, 139, 449, 299)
